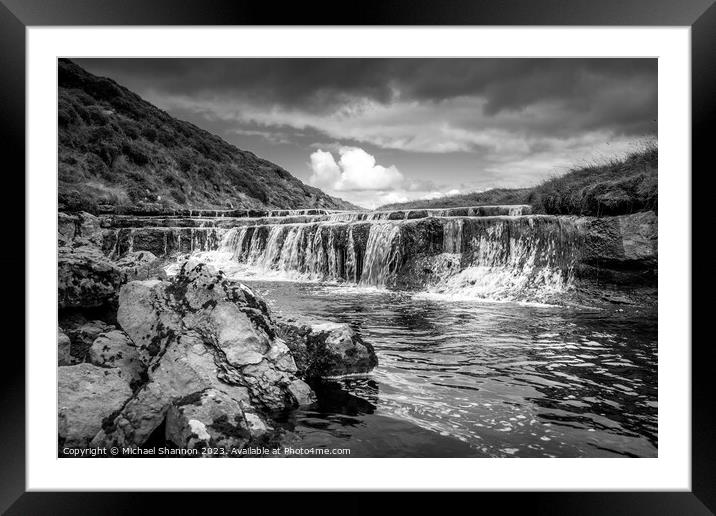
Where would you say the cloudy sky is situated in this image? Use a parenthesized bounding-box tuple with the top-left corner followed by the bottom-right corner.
(75, 58, 657, 209)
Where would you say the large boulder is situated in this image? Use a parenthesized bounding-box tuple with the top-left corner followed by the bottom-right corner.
(58, 246, 123, 309)
(89, 329, 147, 389)
(277, 318, 378, 379)
(58, 363, 132, 450)
(91, 261, 314, 449)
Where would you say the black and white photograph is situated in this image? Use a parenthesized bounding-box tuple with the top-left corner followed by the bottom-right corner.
(56, 57, 658, 459)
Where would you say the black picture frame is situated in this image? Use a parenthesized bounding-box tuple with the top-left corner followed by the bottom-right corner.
(2, 0, 712, 513)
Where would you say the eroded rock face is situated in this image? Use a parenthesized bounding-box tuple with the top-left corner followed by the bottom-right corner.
(58, 363, 132, 449)
(577, 211, 656, 266)
(89, 330, 147, 389)
(278, 319, 378, 379)
(58, 211, 103, 247)
(575, 210, 657, 285)
(91, 261, 314, 449)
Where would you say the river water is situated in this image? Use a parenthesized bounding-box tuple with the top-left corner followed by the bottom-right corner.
(224, 273, 657, 458)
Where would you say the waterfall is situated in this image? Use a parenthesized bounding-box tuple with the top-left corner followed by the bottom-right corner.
(260, 226, 285, 269)
(219, 227, 249, 260)
(216, 222, 346, 281)
(345, 227, 359, 283)
(424, 217, 578, 302)
(213, 220, 400, 287)
(360, 223, 401, 286)
(276, 225, 305, 273)
(104, 208, 581, 303)
(443, 219, 463, 253)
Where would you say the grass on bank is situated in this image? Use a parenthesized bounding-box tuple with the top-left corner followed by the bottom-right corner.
(379, 144, 658, 217)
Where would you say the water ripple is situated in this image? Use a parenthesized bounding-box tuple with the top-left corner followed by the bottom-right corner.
(254, 280, 657, 457)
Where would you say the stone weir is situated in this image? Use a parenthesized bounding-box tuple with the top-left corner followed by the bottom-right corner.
(98, 206, 657, 298)
(100, 204, 533, 257)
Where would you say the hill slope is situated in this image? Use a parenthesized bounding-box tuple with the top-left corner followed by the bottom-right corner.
(379, 145, 657, 217)
(58, 59, 358, 213)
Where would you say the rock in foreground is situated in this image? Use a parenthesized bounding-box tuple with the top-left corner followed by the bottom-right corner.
(58, 363, 133, 449)
(58, 252, 378, 455)
(278, 319, 378, 379)
(58, 247, 124, 309)
(90, 261, 315, 451)
(165, 388, 256, 454)
(89, 329, 147, 390)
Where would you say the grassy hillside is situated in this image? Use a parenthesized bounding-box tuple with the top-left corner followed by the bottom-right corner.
(379, 188, 533, 211)
(379, 145, 657, 217)
(58, 59, 358, 213)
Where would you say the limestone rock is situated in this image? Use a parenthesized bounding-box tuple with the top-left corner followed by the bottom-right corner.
(575, 210, 657, 285)
(58, 211, 103, 246)
(58, 363, 132, 450)
(77, 211, 103, 244)
(115, 250, 163, 282)
(617, 211, 657, 263)
(89, 330, 147, 389)
(577, 211, 657, 267)
(58, 247, 123, 309)
(64, 319, 115, 362)
(58, 213, 78, 244)
(92, 261, 314, 449)
(278, 319, 378, 379)
(165, 388, 253, 453)
(287, 379, 316, 405)
(58, 328, 72, 366)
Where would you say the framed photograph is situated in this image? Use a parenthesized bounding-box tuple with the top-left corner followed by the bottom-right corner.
(4, 0, 712, 512)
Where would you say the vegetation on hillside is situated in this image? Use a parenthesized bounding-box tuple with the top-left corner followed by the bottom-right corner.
(58, 59, 357, 213)
(379, 144, 658, 217)
(379, 188, 533, 212)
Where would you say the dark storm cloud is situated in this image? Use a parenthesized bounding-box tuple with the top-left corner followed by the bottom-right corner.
(75, 58, 656, 137)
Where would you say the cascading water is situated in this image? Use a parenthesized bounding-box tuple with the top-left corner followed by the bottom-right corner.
(215, 220, 402, 287)
(359, 223, 401, 286)
(443, 219, 463, 254)
(422, 217, 579, 303)
(114, 208, 582, 303)
(217, 222, 351, 281)
(345, 227, 359, 283)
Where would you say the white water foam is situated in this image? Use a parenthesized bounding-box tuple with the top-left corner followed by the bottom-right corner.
(164, 214, 578, 305)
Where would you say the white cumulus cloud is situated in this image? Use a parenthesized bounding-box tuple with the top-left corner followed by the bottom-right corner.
(307, 147, 469, 208)
(309, 147, 403, 192)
